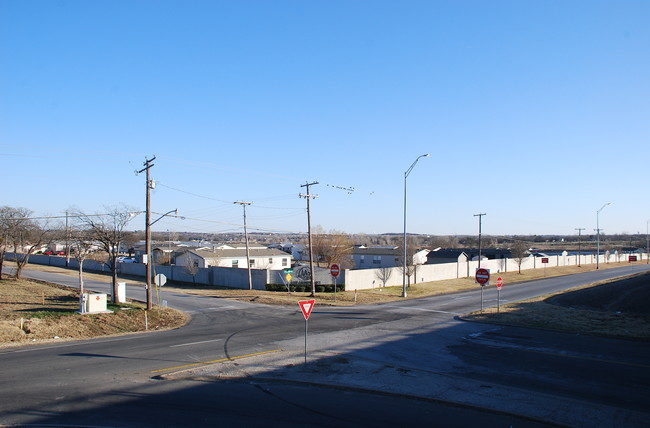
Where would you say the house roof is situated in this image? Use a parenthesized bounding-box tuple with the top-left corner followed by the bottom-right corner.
(351, 246, 400, 256)
(185, 248, 291, 260)
(427, 248, 513, 258)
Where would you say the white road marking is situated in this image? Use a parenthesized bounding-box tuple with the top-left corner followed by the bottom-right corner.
(391, 306, 460, 315)
(170, 339, 223, 348)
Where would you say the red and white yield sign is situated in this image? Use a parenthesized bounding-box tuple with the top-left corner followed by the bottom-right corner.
(330, 263, 340, 278)
(475, 268, 490, 286)
(298, 299, 316, 320)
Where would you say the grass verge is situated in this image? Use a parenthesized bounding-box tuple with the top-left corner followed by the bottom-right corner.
(463, 273, 650, 341)
(0, 276, 188, 348)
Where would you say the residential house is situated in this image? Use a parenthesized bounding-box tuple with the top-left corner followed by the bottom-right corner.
(269, 242, 308, 261)
(351, 246, 400, 269)
(426, 248, 512, 264)
(175, 247, 292, 270)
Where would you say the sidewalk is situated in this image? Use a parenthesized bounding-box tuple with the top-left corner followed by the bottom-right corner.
(160, 316, 648, 428)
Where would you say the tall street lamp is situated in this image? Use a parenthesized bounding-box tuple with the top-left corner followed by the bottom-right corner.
(596, 202, 611, 270)
(474, 213, 486, 268)
(402, 153, 429, 298)
(646, 218, 649, 265)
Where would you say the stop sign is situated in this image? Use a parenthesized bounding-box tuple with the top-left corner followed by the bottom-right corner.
(330, 264, 340, 278)
(475, 268, 490, 286)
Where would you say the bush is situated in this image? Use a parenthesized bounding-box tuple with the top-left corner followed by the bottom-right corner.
(265, 283, 345, 293)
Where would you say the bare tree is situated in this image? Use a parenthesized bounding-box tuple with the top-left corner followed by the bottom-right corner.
(72, 206, 135, 303)
(375, 267, 393, 288)
(398, 236, 417, 288)
(0, 206, 51, 280)
(312, 227, 354, 268)
(184, 256, 199, 285)
(68, 225, 97, 312)
(510, 240, 529, 274)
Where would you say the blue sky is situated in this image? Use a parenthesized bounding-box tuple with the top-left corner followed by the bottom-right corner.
(1, 1, 648, 237)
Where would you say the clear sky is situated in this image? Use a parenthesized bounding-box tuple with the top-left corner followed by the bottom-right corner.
(1, 1, 648, 237)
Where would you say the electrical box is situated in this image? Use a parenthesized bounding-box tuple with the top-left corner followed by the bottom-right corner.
(81, 293, 112, 314)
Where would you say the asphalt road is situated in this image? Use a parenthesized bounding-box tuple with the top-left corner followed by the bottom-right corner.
(1, 264, 649, 427)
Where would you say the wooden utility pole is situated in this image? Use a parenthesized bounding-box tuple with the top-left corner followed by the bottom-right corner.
(300, 182, 318, 297)
(138, 156, 156, 310)
(234, 201, 253, 290)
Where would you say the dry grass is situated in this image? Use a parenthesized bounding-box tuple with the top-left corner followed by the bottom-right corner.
(464, 274, 650, 340)
(0, 276, 188, 348)
(4, 260, 648, 343)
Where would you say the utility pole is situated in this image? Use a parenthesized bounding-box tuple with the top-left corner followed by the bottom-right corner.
(234, 201, 253, 290)
(575, 227, 585, 267)
(300, 182, 318, 297)
(596, 202, 611, 270)
(65, 211, 70, 267)
(138, 156, 156, 310)
(474, 213, 486, 269)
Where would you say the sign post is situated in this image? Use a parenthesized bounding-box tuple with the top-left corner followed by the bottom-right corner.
(475, 268, 490, 313)
(330, 264, 340, 302)
(298, 299, 315, 364)
(283, 268, 293, 295)
(541, 257, 549, 276)
(496, 277, 503, 312)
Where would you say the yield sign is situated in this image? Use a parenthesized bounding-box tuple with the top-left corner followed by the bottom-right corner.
(298, 299, 315, 320)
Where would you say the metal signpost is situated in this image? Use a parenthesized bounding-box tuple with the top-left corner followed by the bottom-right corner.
(298, 299, 315, 364)
(283, 268, 293, 294)
(154, 274, 167, 305)
(330, 263, 340, 302)
(496, 276, 503, 312)
(475, 268, 490, 313)
(542, 257, 549, 276)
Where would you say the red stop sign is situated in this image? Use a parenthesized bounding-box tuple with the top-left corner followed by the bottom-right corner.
(475, 268, 490, 286)
(330, 264, 340, 278)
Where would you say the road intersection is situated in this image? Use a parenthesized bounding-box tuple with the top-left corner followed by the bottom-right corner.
(1, 264, 648, 427)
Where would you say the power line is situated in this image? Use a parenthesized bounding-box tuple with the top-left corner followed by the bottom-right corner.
(156, 182, 304, 211)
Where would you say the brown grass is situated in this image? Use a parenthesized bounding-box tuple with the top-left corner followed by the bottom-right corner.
(463, 274, 650, 340)
(4, 260, 647, 343)
(0, 276, 188, 348)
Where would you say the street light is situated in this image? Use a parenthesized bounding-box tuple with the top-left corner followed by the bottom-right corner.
(402, 153, 429, 298)
(596, 202, 611, 270)
(646, 218, 649, 265)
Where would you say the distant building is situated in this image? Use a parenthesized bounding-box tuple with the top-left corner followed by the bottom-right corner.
(175, 247, 292, 270)
(426, 248, 512, 264)
(351, 245, 400, 269)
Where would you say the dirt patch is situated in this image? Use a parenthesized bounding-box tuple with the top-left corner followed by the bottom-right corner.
(0, 277, 188, 348)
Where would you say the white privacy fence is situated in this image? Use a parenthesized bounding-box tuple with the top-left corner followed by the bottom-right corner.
(9, 251, 648, 292)
(342, 252, 648, 291)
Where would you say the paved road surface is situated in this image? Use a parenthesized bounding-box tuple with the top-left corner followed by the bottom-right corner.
(1, 264, 648, 427)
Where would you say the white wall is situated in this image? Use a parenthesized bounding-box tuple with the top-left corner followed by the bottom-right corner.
(13, 251, 648, 292)
(343, 252, 647, 291)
